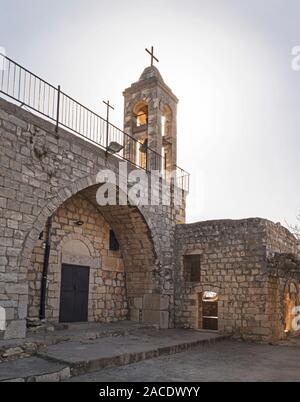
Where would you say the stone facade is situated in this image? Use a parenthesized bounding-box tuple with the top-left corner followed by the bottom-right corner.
(0, 96, 177, 339)
(175, 218, 300, 341)
(0, 63, 299, 342)
(264, 222, 300, 340)
(28, 194, 127, 323)
(123, 66, 179, 200)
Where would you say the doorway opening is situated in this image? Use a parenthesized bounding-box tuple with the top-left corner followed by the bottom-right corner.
(59, 264, 90, 323)
(284, 282, 298, 334)
(199, 291, 218, 331)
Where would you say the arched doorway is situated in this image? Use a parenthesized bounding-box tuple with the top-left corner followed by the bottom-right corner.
(284, 281, 299, 334)
(199, 291, 219, 331)
(26, 183, 159, 326)
(59, 238, 93, 323)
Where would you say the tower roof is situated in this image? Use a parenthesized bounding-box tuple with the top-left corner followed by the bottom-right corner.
(123, 65, 178, 103)
(139, 65, 165, 83)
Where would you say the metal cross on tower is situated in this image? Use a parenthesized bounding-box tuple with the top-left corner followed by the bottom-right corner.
(145, 46, 159, 66)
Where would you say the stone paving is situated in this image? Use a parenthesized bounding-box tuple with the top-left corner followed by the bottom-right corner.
(0, 327, 224, 381)
(66, 340, 300, 382)
(39, 329, 224, 377)
(0, 357, 70, 382)
(1, 324, 299, 382)
(0, 321, 156, 361)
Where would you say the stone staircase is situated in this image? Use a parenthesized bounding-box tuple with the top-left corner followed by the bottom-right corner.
(0, 323, 227, 382)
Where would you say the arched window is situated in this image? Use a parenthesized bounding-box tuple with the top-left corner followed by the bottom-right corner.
(161, 104, 172, 178)
(133, 102, 148, 128)
(161, 104, 172, 137)
(132, 101, 148, 169)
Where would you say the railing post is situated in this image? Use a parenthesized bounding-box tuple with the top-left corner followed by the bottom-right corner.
(145, 142, 148, 171)
(106, 107, 109, 155)
(55, 85, 61, 134)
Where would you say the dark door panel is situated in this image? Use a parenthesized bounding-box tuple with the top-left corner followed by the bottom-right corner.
(203, 317, 218, 331)
(59, 264, 90, 323)
(202, 300, 218, 330)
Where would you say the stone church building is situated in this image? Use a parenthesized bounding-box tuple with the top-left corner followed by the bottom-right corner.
(0, 54, 299, 342)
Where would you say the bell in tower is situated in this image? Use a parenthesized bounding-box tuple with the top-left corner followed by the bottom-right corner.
(123, 47, 178, 180)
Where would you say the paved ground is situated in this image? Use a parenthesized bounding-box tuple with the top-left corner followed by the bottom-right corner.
(0, 329, 223, 381)
(0, 321, 156, 350)
(40, 329, 222, 365)
(0, 357, 70, 382)
(67, 341, 300, 382)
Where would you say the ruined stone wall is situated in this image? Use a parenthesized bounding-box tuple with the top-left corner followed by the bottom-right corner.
(28, 194, 127, 323)
(175, 218, 300, 341)
(264, 221, 299, 257)
(175, 219, 271, 341)
(263, 222, 300, 339)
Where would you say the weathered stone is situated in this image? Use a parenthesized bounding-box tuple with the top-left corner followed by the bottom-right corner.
(2, 347, 24, 358)
(3, 320, 26, 340)
(23, 342, 38, 355)
(0, 63, 299, 345)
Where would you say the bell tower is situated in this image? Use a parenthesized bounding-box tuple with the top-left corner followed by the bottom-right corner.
(123, 49, 178, 179)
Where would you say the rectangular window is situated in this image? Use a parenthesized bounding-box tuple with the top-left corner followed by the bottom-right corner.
(109, 230, 119, 251)
(183, 255, 201, 282)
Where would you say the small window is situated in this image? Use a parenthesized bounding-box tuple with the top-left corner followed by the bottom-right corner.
(183, 255, 201, 282)
(133, 102, 148, 128)
(135, 106, 148, 127)
(109, 230, 119, 251)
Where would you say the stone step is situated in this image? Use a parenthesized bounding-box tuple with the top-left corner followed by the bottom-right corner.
(39, 329, 227, 377)
(0, 321, 156, 362)
(0, 356, 70, 382)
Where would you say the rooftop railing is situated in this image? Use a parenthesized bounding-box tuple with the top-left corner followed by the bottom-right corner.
(0, 53, 189, 192)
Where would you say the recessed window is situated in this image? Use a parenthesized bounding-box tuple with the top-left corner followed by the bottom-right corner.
(109, 230, 119, 251)
(183, 254, 201, 282)
(135, 105, 148, 127)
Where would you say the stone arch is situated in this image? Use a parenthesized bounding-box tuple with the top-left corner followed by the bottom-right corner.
(283, 279, 299, 333)
(133, 100, 149, 127)
(161, 103, 175, 179)
(56, 234, 102, 323)
(58, 233, 101, 269)
(182, 282, 222, 331)
(80, 185, 160, 297)
(161, 103, 172, 137)
(130, 100, 149, 169)
(21, 177, 162, 324)
(20, 175, 159, 267)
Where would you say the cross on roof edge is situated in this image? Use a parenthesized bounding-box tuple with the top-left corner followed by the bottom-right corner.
(103, 100, 115, 110)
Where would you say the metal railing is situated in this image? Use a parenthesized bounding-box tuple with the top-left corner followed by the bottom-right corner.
(175, 166, 190, 193)
(0, 53, 189, 192)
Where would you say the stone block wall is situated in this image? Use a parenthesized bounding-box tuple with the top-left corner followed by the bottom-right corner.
(175, 219, 267, 338)
(174, 218, 299, 341)
(0, 97, 178, 339)
(28, 194, 128, 323)
(263, 221, 299, 256)
(263, 222, 300, 339)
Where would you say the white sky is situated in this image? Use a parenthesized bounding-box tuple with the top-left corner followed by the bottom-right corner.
(0, 0, 299, 226)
